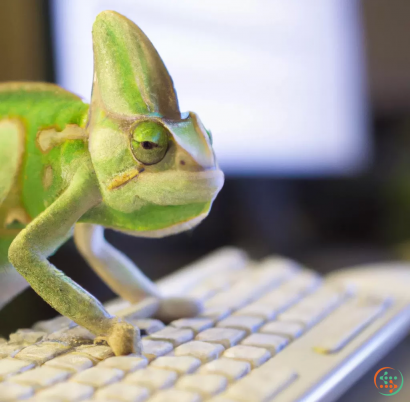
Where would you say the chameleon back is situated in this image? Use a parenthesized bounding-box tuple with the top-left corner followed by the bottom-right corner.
(0, 82, 89, 265)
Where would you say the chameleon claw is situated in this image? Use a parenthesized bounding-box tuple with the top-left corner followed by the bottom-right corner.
(99, 317, 141, 356)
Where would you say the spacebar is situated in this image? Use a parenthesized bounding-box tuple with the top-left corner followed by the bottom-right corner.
(313, 297, 388, 354)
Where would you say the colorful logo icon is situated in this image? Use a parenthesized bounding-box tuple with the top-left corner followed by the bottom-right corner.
(374, 367, 403, 396)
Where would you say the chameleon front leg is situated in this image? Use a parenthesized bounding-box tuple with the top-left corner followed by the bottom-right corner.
(74, 223, 161, 302)
(8, 166, 140, 355)
(74, 223, 203, 321)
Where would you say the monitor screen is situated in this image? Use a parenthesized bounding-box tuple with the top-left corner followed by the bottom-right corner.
(51, 0, 369, 176)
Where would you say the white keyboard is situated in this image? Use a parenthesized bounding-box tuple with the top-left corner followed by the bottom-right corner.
(1, 247, 410, 402)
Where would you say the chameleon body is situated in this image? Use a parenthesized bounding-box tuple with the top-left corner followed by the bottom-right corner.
(0, 11, 223, 355)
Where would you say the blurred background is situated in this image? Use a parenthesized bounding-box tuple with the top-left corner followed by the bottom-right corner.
(1, 0, 410, 337)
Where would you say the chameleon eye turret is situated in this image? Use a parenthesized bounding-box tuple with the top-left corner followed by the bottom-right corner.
(0, 10, 223, 356)
(130, 121, 169, 165)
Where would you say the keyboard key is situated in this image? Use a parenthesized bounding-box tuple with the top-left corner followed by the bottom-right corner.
(174, 341, 224, 363)
(196, 328, 246, 349)
(147, 389, 201, 402)
(250, 257, 299, 282)
(98, 356, 148, 372)
(259, 321, 304, 339)
(0, 343, 25, 358)
(33, 316, 74, 334)
(176, 374, 228, 398)
(259, 290, 301, 313)
(9, 329, 46, 345)
(278, 305, 325, 328)
(131, 319, 164, 335)
(235, 286, 303, 321)
(208, 397, 238, 402)
(205, 289, 250, 311)
(234, 303, 277, 321)
(0, 358, 35, 380)
(157, 247, 248, 295)
(75, 345, 114, 361)
(230, 281, 270, 301)
(223, 345, 271, 368)
(10, 366, 71, 388)
(199, 358, 250, 381)
(95, 383, 150, 402)
(44, 353, 94, 373)
(46, 325, 95, 346)
(217, 316, 265, 335)
(124, 367, 177, 390)
(199, 306, 231, 322)
(71, 367, 123, 387)
(14, 342, 71, 364)
(279, 287, 347, 328)
(147, 327, 194, 347)
(188, 273, 233, 301)
(0, 382, 34, 399)
(302, 287, 347, 310)
(188, 284, 223, 302)
(150, 356, 201, 375)
(174, 341, 225, 363)
(141, 340, 173, 362)
(279, 271, 322, 294)
(171, 318, 214, 334)
(204, 270, 279, 310)
(313, 297, 388, 354)
(225, 367, 297, 402)
(241, 333, 288, 355)
(36, 382, 94, 401)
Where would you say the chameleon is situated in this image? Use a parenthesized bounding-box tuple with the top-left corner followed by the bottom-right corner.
(0, 10, 224, 355)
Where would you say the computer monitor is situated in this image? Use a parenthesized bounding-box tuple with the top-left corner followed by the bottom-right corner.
(51, 0, 369, 176)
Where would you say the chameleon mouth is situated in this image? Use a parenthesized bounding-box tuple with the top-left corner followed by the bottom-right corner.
(107, 167, 145, 191)
(135, 169, 224, 206)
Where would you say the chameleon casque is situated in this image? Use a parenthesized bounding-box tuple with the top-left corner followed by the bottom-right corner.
(0, 11, 224, 355)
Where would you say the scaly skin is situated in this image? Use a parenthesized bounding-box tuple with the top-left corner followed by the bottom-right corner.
(0, 11, 224, 355)
(0, 83, 89, 221)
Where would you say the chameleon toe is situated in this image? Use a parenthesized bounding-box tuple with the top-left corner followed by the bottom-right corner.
(106, 318, 142, 356)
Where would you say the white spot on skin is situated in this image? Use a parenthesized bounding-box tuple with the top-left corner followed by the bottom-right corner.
(43, 165, 53, 189)
(37, 124, 87, 153)
(5, 207, 31, 227)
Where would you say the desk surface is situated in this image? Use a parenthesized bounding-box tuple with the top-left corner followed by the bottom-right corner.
(338, 335, 410, 401)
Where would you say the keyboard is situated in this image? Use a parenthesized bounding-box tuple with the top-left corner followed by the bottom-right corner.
(1, 247, 410, 402)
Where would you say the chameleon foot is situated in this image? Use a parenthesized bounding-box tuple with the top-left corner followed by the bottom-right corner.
(155, 297, 203, 323)
(99, 317, 142, 356)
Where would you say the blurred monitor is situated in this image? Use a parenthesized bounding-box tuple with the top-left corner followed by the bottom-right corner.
(51, 0, 369, 176)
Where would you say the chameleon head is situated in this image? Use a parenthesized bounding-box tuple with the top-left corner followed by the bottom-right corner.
(87, 11, 224, 237)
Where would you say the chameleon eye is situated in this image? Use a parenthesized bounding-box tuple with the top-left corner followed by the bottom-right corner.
(130, 121, 168, 165)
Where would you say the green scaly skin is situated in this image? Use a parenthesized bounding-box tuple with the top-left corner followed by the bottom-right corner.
(0, 11, 224, 355)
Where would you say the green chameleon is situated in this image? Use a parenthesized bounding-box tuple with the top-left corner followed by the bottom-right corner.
(0, 11, 223, 355)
